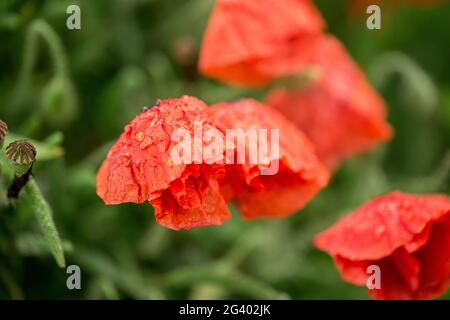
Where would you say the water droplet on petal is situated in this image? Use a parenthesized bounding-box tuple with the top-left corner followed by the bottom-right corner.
(375, 225, 385, 237)
(150, 118, 158, 127)
(134, 131, 145, 142)
(121, 154, 131, 166)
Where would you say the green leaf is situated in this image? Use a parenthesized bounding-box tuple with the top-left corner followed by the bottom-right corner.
(22, 177, 65, 268)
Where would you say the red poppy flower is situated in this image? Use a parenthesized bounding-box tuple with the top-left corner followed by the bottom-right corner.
(210, 99, 329, 219)
(266, 35, 392, 170)
(314, 191, 450, 300)
(198, 0, 325, 86)
(96, 96, 233, 230)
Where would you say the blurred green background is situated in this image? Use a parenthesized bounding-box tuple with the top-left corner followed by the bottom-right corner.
(0, 0, 449, 299)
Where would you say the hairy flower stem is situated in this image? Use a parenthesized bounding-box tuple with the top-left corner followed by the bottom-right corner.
(23, 177, 65, 268)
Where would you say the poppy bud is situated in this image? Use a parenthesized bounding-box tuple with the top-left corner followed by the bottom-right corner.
(6, 139, 37, 176)
(171, 35, 197, 68)
(41, 75, 78, 128)
(0, 120, 7, 149)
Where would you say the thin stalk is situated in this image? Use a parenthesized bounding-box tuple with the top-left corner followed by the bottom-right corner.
(10, 19, 71, 113)
(22, 177, 66, 268)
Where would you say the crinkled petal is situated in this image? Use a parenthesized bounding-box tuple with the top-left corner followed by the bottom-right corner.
(96, 96, 233, 229)
(97, 156, 143, 204)
(152, 177, 231, 230)
(266, 35, 392, 169)
(199, 0, 324, 86)
(314, 192, 450, 261)
(334, 248, 422, 300)
(334, 255, 370, 286)
(211, 99, 329, 218)
(414, 215, 450, 298)
(368, 254, 416, 300)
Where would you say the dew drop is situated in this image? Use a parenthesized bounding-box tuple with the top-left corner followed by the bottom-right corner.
(375, 225, 385, 237)
(150, 118, 158, 127)
(134, 131, 145, 142)
(121, 154, 131, 166)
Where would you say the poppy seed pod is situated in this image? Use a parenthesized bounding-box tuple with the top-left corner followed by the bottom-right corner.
(210, 99, 329, 219)
(0, 120, 7, 149)
(314, 191, 450, 300)
(6, 140, 37, 176)
(96, 96, 234, 230)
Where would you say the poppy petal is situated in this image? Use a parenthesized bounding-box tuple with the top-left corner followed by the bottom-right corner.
(211, 99, 329, 218)
(333, 255, 370, 286)
(266, 35, 392, 169)
(199, 0, 325, 86)
(152, 176, 230, 230)
(314, 192, 450, 261)
(96, 96, 233, 230)
(314, 192, 450, 300)
(368, 256, 415, 300)
(414, 215, 450, 298)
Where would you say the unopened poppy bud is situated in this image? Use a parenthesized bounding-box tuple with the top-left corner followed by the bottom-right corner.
(0, 120, 7, 149)
(171, 35, 196, 67)
(6, 140, 37, 176)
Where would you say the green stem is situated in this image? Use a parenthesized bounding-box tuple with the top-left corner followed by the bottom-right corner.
(10, 19, 70, 112)
(222, 228, 262, 269)
(22, 177, 65, 268)
(369, 52, 438, 117)
(162, 263, 289, 300)
(0, 266, 24, 300)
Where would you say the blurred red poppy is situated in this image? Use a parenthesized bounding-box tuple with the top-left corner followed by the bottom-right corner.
(199, 0, 325, 86)
(210, 99, 329, 219)
(314, 191, 450, 300)
(267, 35, 392, 170)
(96, 96, 232, 230)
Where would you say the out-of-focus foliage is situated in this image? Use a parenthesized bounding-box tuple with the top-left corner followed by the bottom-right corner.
(0, 0, 449, 299)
